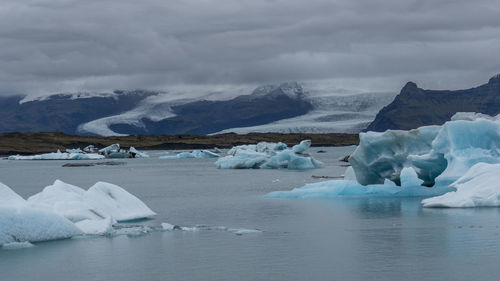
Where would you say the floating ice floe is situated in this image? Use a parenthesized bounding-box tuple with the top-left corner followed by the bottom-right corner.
(28, 180, 157, 223)
(160, 150, 220, 159)
(0, 182, 82, 246)
(129, 146, 149, 158)
(0, 179, 157, 246)
(8, 150, 105, 160)
(66, 148, 84, 154)
(216, 140, 323, 170)
(422, 163, 500, 208)
(267, 113, 500, 204)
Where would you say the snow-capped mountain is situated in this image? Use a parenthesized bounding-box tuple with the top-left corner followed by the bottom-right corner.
(0, 83, 396, 136)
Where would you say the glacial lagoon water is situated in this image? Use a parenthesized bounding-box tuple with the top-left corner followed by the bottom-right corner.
(2, 146, 500, 281)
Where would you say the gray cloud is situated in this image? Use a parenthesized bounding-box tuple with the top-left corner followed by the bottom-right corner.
(1, 0, 500, 96)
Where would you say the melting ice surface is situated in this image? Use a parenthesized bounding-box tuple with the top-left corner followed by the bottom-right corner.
(160, 150, 219, 159)
(268, 113, 500, 207)
(8, 150, 104, 160)
(216, 140, 323, 170)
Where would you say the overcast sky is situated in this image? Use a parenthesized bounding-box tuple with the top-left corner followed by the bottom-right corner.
(1, 0, 500, 96)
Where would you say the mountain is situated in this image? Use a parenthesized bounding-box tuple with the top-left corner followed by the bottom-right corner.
(0, 90, 154, 134)
(0, 82, 396, 136)
(366, 74, 500, 132)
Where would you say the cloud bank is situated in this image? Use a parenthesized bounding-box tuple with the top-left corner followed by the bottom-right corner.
(1, 0, 500, 96)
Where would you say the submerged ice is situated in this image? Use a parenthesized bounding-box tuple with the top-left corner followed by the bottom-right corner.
(268, 113, 500, 205)
(216, 140, 323, 170)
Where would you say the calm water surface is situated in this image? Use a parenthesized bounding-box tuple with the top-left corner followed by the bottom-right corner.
(1, 146, 500, 281)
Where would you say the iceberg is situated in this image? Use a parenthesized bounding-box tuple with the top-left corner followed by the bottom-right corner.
(74, 217, 115, 235)
(268, 112, 500, 201)
(267, 167, 453, 198)
(0, 182, 82, 246)
(8, 150, 105, 160)
(227, 141, 287, 155)
(129, 146, 149, 158)
(66, 148, 83, 153)
(160, 150, 220, 159)
(1, 180, 157, 246)
(422, 163, 500, 208)
(216, 140, 323, 170)
(28, 180, 156, 222)
(84, 182, 157, 221)
(98, 143, 120, 154)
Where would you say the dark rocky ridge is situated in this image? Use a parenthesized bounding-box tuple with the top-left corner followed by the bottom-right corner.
(366, 74, 500, 132)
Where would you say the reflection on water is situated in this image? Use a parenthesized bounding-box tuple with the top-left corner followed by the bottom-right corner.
(2, 147, 500, 281)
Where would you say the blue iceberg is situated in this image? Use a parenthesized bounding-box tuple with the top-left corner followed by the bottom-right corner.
(268, 112, 500, 203)
(216, 140, 323, 170)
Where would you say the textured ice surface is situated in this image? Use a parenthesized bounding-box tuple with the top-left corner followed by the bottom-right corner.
(422, 163, 500, 208)
(99, 144, 120, 154)
(129, 147, 149, 158)
(160, 150, 219, 159)
(28, 180, 104, 222)
(8, 151, 104, 160)
(350, 112, 500, 187)
(75, 217, 115, 235)
(267, 167, 453, 198)
(0, 182, 82, 246)
(2, 241, 35, 250)
(84, 182, 156, 221)
(28, 180, 156, 222)
(1, 179, 157, 245)
(216, 140, 322, 170)
(349, 126, 442, 186)
(269, 112, 500, 200)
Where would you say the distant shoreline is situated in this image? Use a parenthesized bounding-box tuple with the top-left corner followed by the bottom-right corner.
(0, 132, 359, 155)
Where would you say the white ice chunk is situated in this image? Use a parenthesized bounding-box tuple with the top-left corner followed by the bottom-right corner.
(422, 163, 500, 208)
(216, 151, 269, 169)
(0, 182, 82, 246)
(84, 182, 156, 221)
(27, 180, 104, 222)
(75, 217, 115, 235)
(129, 147, 149, 158)
(292, 140, 311, 153)
(160, 150, 219, 159)
(28, 180, 155, 222)
(8, 151, 104, 160)
(2, 241, 35, 250)
(217, 140, 321, 170)
(227, 228, 262, 235)
(99, 144, 120, 154)
(161, 222, 178, 231)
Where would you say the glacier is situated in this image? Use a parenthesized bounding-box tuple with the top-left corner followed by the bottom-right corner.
(216, 140, 323, 170)
(160, 150, 220, 159)
(268, 113, 500, 205)
(215, 89, 397, 134)
(76, 83, 396, 136)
